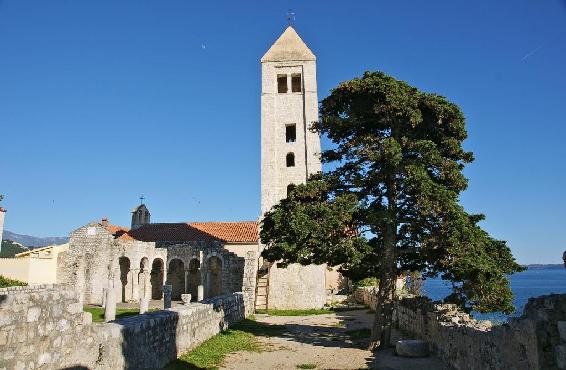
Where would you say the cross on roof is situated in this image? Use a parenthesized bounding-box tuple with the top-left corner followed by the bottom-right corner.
(140, 195, 145, 205)
(287, 9, 295, 26)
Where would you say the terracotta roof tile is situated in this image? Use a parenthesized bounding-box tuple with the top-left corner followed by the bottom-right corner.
(124, 221, 258, 244)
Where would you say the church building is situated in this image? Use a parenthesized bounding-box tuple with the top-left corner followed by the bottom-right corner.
(56, 25, 342, 311)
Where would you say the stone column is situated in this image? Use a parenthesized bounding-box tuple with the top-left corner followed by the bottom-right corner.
(102, 288, 107, 309)
(185, 269, 190, 295)
(163, 284, 172, 309)
(140, 271, 150, 313)
(104, 278, 116, 322)
(139, 297, 149, 314)
(131, 268, 140, 302)
(197, 285, 204, 302)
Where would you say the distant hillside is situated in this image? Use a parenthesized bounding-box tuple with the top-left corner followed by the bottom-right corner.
(527, 264, 564, 270)
(2, 230, 68, 248)
(0, 240, 28, 258)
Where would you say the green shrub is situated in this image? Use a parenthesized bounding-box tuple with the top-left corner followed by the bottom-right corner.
(353, 277, 379, 287)
(0, 275, 27, 288)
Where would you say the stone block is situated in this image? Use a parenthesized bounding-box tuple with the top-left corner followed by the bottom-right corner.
(395, 340, 429, 358)
(26, 307, 41, 322)
(556, 344, 566, 369)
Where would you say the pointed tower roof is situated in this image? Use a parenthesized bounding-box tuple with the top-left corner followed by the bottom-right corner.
(261, 26, 316, 63)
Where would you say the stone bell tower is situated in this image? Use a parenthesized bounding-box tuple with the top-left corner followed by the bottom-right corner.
(260, 26, 322, 216)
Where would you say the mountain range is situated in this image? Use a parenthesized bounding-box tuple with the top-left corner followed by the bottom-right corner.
(2, 230, 69, 248)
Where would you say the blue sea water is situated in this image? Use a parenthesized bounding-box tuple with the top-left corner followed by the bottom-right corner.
(423, 266, 566, 322)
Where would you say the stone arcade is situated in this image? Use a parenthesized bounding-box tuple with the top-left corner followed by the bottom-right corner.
(57, 214, 259, 308)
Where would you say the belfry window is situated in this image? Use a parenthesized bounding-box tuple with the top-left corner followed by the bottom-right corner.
(286, 152, 295, 167)
(286, 124, 296, 143)
(291, 73, 302, 92)
(277, 75, 288, 93)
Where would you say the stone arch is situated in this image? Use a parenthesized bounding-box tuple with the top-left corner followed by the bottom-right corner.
(167, 258, 185, 300)
(150, 258, 164, 300)
(187, 258, 201, 302)
(206, 256, 223, 298)
(119, 256, 131, 303)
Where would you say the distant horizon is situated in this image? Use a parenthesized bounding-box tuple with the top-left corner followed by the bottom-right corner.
(1, 0, 565, 264)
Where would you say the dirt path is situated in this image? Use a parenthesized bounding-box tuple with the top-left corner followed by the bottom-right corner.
(222, 310, 450, 370)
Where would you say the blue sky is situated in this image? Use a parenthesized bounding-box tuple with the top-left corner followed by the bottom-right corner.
(0, 0, 565, 264)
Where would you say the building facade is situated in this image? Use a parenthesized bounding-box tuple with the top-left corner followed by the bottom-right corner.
(259, 26, 329, 310)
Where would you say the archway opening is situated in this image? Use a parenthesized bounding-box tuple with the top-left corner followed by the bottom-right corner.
(150, 258, 164, 300)
(167, 259, 185, 300)
(119, 256, 131, 303)
(206, 256, 223, 298)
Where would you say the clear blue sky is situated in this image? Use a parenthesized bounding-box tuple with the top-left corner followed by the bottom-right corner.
(1, 1, 565, 264)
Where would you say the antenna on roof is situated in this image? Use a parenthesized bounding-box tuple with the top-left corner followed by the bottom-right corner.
(139, 194, 145, 205)
(286, 9, 295, 26)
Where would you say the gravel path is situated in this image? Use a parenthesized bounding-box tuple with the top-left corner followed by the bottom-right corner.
(221, 310, 450, 370)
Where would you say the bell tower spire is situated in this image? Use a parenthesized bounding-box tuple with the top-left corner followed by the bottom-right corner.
(260, 26, 321, 216)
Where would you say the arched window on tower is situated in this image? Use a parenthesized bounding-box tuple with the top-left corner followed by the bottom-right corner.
(286, 152, 295, 167)
(287, 184, 296, 197)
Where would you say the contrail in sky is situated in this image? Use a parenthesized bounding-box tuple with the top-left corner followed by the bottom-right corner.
(521, 44, 544, 62)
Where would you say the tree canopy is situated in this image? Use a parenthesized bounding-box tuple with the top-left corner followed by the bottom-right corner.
(260, 71, 523, 349)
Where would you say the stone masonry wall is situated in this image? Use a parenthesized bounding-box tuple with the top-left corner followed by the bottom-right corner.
(268, 263, 326, 309)
(0, 284, 250, 370)
(392, 295, 566, 370)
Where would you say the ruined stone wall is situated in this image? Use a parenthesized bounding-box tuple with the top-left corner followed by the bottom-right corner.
(352, 286, 379, 310)
(0, 284, 249, 370)
(57, 223, 115, 305)
(58, 223, 168, 305)
(267, 263, 326, 309)
(392, 295, 566, 370)
(0, 284, 100, 369)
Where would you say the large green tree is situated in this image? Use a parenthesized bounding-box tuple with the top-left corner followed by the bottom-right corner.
(260, 71, 523, 350)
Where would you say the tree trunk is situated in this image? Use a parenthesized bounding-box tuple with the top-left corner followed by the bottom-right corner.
(368, 223, 397, 350)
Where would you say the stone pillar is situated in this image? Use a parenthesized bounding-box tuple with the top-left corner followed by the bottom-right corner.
(163, 284, 172, 309)
(104, 278, 116, 322)
(185, 268, 191, 295)
(102, 288, 107, 308)
(139, 297, 149, 314)
(197, 284, 204, 302)
(131, 268, 140, 302)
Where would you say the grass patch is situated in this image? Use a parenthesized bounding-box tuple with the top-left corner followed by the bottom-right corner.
(255, 308, 333, 316)
(296, 364, 317, 369)
(83, 306, 157, 322)
(166, 318, 287, 370)
(345, 328, 371, 339)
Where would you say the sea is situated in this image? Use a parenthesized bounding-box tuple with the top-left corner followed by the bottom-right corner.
(423, 265, 566, 322)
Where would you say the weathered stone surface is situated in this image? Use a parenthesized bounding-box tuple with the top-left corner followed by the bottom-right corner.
(0, 284, 250, 370)
(396, 339, 429, 358)
(555, 344, 566, 369)
(558, 321, 566, 343)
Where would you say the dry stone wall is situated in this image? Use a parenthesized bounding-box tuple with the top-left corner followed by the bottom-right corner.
(0, 284, 250, 370)
(393, 295, 566, 370)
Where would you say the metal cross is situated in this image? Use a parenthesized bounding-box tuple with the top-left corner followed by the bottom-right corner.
(287, 9, 295, 26)
(140, 194, 145, 204)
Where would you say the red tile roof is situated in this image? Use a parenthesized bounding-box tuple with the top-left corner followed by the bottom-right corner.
(120, 221, 258, 244)
(102, 223, 133, 240)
